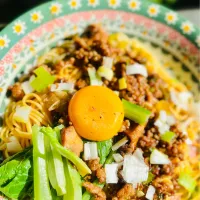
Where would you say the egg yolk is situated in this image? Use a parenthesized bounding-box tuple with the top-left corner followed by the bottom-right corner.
(68, 86, 124, 141)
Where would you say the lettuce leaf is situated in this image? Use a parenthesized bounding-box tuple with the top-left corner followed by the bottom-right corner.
(97, 139, 112, 164)
(0, 147, 33, 199)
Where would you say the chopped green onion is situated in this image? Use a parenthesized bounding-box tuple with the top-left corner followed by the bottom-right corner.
(178, 172, 197, 193)
(161, 131, 175, 143)
(122, 99, 151, 124)
(143, 172, 155, 184)
(87, 67, 103, 86)
(40, 126, 91, 176)
(118, 77, 127, 90)
(30, 66, 55, 92)
(97, 66, 114, 81)
(32, 125, 52, 200)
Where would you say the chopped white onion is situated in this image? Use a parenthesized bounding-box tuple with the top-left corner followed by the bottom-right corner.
(13, 106, 31, 123)
(150, 149, 170, 165)
(87, 67, 103, 86)
(112, 136, 128, 151)
(191, 102, 200, 122)
(185, 138, 193, 145)
(126, 63, 148, 77)
(103, 56, 113, 69)
(155, 110, 176, 134)
(170, 90, 192, 111)
(21, 76, 35, 94)
(97, 66, 114, 81)
(105, 164, 119, 183)
(7, 136, 22, 153)
(113, 153, 124, 163)
(146, 185, 156, 200)
(137, 190, 145, 197)
(50, 82, 74, 92)
(122, 148, 149, 184)
(84, 142, 98, 160)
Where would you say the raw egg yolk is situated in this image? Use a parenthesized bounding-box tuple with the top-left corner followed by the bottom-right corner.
(68, 86, 124, 141)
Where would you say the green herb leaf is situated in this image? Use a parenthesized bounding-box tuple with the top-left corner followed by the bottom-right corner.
(97, 139, 113, 164)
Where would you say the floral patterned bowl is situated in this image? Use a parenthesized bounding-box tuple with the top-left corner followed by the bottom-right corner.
(0, 0, 199, 115)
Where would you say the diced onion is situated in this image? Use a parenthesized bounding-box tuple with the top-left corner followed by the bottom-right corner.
(84, 142, 98, 160)
(170, 90, 192, 111)
(105, 164, 119, 183)
(113, 153, 124, 163)
(137, 190, 145, 197)
(102, 56, 113, 69)
(13, 106, 31, 123)
(50, 82, 74, 92)
(118, 77, 127, 90)
(122, 148, 149, 184)
(97, 66, 114, 81)
(112, 136, 128, 151)
(87, 67, 103, 86)
(150, 149, 170, 164)
(146, 185, 156, 200)
(6, 136, 22, 153)
(21, 76, 35, 94)
(126, 63, 148, 77)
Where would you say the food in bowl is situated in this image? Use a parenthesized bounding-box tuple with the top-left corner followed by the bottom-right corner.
(0, 25, 199, 200)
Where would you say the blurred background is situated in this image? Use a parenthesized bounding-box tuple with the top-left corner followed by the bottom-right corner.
(0, 0, 199, 31)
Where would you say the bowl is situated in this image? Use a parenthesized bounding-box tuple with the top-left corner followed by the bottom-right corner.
(0, 0, 199, 116)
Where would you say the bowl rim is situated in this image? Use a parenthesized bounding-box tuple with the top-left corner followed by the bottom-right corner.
(0, 0, 199, 59)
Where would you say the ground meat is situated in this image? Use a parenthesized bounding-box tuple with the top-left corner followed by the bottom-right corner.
(82, 182, 106, 200)
(125, 124, 145, 153)
(112, 184, 135, 200)
(96, 167, 106, 183)
(87, 158, 106, 183)
(75, 78, 89, 89)
(153, 175, 175, 196)
(87, 158, 101, 171)
(120, 75, 149, 105)
(9, 83, 24, 100)
(148, 74, 166, 100)
(82, 24, 108, 43)
(139, 126, 160, 149)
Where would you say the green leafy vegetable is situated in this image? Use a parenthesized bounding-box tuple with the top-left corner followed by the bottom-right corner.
(178, 172, 197, 193)
(161, 131, 175, 143)
(97, 139, 112, 164)
(32, 125, 52, 200)
(45, 130, 66, 196)
(40, 126, 91, 176)
(63, 159, 82, 200)
(122, 99, 151, 124)
(30, 66, 55, 92)
(0, 147, 32, 199)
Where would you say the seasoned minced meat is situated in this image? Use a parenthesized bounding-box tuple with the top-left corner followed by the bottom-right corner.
(82, 182, 106, 200)
(87, 158, 106, 183)
(9, 83, 25, 100)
